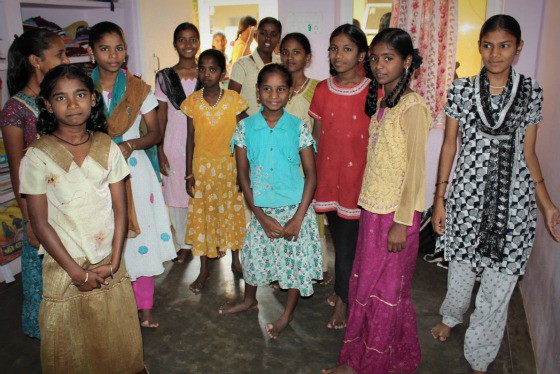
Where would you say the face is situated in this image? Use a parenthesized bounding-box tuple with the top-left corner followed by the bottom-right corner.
(257, 72, 290, 112)
(46, 77, 95, 128)
(328, 34, 365, 75)
(370, 42, 411, 92)
(256, 23, 281, 55)
(280, 39, 310, 73)
(198, 57, 224, 89)
(32, 37, 70, 79)
(479, 29, 523, 76)
(212, 34, 227, 52)
(89, 32, 127, 73)
(175, 29, 200, 59)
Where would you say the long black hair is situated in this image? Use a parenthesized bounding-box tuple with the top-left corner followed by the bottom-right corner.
(7, 29, 60, 96)
(36, 64, 107, 135)
(365, 28, 423, 117)
(328, 24, 370, 78)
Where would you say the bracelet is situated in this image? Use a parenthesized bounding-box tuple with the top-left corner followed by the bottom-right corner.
(435, 180, 449, 186)
(124, 141, 133, 151)
(434, 195, 446, 200)
(184, 174, 194, 180)
(73, 270, 89, 287)
(24, 218, 31, 224)
(110, 264, 114, 278)
(534, 178, 544, 185)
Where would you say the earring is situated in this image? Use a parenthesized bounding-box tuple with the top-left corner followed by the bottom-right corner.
(405, 66, 409, 75)
(91, 56, 95, 64)
(516, 51, 520, 55)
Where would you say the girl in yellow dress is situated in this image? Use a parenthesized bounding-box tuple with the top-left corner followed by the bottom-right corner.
(181, 49, 249, 293)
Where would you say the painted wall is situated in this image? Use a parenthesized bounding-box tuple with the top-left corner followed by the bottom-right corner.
(455, 0, 486, 78)
(516, 0, 560, 372)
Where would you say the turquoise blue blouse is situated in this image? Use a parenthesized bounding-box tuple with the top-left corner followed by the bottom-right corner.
(232, 108, 315, 208)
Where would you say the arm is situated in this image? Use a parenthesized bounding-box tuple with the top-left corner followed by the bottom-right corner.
(118, 109, 162, 159)
(235, 146, 283, 238)
(237, 112, 248, 122)
(283, 145, 317, 241)
(185, 116, 195, 197)
(90, 179, 128, 278)
(27, 194, 106, 290)
(311, 119, 322, 145)
(1, 126, 39, 248)
(156, 101, 169, 176)
(524, 124, 560, 241)
(228, 80, 242, 94)
(431, 116, 460, 236)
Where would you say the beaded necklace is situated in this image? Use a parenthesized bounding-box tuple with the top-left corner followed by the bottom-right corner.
(201, 87, 223, 109)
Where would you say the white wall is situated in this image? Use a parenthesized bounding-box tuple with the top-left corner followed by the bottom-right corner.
(516, 0, 560, 372)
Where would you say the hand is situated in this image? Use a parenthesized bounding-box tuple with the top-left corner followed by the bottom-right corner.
(185, 177, 195, 198)
(89, 263, 116, 280)
(118, 141, 134, 159)
(387, 222, 407, 253)
(72, 270, 107, 292)
(158, 147, 169, 176)
(258, 214, 284, 239)
(26, 222, 40, 248)
(283, 216, 303, 242)
(432, 200, 446, 236)
(543, 205, 560, 242)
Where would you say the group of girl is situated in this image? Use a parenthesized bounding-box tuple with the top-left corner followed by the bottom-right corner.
(1, 13, 558, 374)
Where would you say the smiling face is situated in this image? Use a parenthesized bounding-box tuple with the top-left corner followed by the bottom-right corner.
(197, 56, 224, 90)
(175, 29, 200, 60)
(46, 77, 95, 128)
(257, 71, 290, 113)
(256, 23, 281, 55)
(212, 34, 227, 53)
(89, 32, 126, 73)
(328, 34, 364, 76)
(280, 38, 310, 74)
(479, 28, 523, 76)
(369, 42, 411, 93)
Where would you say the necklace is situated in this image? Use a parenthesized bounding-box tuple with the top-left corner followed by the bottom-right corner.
(489, 84, 506, 89)
(52, 131, 91, 146)
(289, 78, 309, 103)
(25, 85, 39, 97)
(201, 87, 223, 109)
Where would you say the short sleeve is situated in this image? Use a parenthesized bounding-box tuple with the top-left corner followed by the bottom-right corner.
(526, 79, 543, 126)
(308, 81, 324, 120)
(444, 79, 466, 121)
(140, 92, 159, 114)
(154, 76, 168, 102)
(0, 99, 25, 129)
(180, 94, 195, 118)
(233, 91, 249, 115)
(298, 121, 315, 151)
(229, 59, 247, 86)
(231, 120, 247, 152)
(108, 141, 131, 183)
(19, 148, 47, 195)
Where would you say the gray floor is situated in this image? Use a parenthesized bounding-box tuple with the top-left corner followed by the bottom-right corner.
(0, 236, 537, 374)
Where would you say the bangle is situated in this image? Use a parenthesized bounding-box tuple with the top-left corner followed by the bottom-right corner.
(435, 180, 449, 186)
(74, 270, 88, 287)
(184, 174, 194, 180)
(24, 218, 31, 224)
(534, 178, 544, 185)
(110, 264, 114, 278)
(434, 195, 446, 200)
(124, 141, 133, 151)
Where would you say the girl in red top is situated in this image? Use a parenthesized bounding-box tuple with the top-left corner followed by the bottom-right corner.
(309, 24, 372, 330)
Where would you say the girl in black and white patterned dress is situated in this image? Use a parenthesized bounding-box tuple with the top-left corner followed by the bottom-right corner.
(430, 15, 559, 374)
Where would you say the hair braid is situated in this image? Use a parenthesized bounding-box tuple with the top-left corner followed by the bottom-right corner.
(385, 66, 414, 108)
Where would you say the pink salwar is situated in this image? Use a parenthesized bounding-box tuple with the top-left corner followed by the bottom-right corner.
(131, 276, 155, 310)
(337, 210, 421, 373)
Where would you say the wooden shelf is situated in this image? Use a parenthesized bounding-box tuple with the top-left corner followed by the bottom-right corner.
(69, 55, 90, 64)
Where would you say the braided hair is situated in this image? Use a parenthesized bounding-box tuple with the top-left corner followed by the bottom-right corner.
(328, 24, 369, 77)
(365, 28, 423, 117)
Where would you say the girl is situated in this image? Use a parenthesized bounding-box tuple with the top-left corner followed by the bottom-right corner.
(431, 15, 559, 374)
(181, 49, 248, 293)
(219, 63, 322, 340)
(309, 24, 371, 330)
(280, 32, 331, 285)
(156, 22, 200, 263)
(21, 64, 144, 373)
(0, 28, 69, 339)
(230, 15, 257, 65)
(324, 28, 429, 374)
(229, 17, 282, 115)
(88, 21, 176, 328)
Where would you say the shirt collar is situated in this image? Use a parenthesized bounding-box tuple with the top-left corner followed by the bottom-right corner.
(254, 107, 288, 130)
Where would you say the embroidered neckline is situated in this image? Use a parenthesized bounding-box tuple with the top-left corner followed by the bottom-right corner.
(327, 76, 371, 96)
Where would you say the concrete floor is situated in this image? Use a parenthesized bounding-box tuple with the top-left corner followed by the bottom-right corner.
(0, 237, 537, 374)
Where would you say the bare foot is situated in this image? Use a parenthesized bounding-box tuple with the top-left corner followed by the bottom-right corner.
(322, 364, 355, 373)
(139, 309, 159, 328)
(431, 322, 451, 342)
(189, 270, 210, 294)
(265, 315, 293, 339)
(473, 371, 486, 374)
(269, 281, 280, 289)
(326, 292, 337, 307)
(218, 300, 258, 315)
(321, 271, 334, 286)
(327, 295, 347, 330)
(216, 247, 226, 258)
(173, 247, 190, 264)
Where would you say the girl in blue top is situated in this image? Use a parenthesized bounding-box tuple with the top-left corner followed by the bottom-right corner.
(220, 63, 322, 339)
